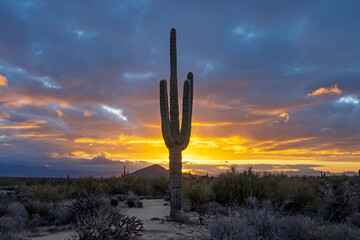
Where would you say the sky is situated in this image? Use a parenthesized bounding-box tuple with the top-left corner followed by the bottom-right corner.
(0, 0, 360, 177)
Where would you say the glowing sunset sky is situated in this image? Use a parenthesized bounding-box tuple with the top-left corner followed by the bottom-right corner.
(0, 1, 360, 176)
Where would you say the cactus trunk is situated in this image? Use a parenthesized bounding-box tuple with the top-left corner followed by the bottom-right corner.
(169, 144, 182, 219)
(159, 28, 193, 221)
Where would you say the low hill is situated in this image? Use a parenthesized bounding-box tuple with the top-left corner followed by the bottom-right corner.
(130, 164, 169, 178)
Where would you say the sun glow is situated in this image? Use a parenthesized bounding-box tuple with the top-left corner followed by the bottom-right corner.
(34, 133, 357, 174)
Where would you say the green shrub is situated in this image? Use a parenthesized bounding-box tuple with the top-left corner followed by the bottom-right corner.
(73, 177, 101, 195)
(149, 175, 169, 197)
(183, 178, 213, 205)
(211, 168, 318, 212)
(117, 176, 151, 196)
(211, 167, 264, 204)
(27, 184, 68, 202)
(272, 177, 316, 211)
(23, 200, 50, 218)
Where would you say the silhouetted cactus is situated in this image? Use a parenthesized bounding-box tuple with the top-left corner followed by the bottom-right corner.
(159, 28, 193, 221)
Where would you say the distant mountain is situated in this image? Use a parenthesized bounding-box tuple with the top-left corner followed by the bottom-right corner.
(130, 164, 168, 178)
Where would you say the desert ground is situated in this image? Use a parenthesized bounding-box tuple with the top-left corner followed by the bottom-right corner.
(28, 199, 209, 240)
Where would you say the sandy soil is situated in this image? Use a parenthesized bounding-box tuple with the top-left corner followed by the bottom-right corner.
(28, 199, 210, 240)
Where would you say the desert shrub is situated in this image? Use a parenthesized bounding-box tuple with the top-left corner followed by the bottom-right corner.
(208, 201, 228, 216)
(0, 178, 26, 187)
(52, 202, 72, 225)
(323, 223, 360, 240)
(209, 208, 360, 240)
(183, 178, 214, 224)
(22, 200, 68, 226)
(74, 177, 99, 194)
(183, 178, 213, 205)
(69, 191, 106, 220)
(347, 212, 360, 228)
(6, 202, 28, 220)
(0, 200, 10, 217)
(23, 200, 50, 218)
(272, 177, 316, 212)
(27, 184, 68, 202)
(149, 175, 169, 197)
(0, 202, 28, 238)
(118, 176, 151, 196)
(209, 216, 253, 240)
(211, 168, 264, 205)
(75, 206, 144, 240)
(211, 168, 318, 213)
(70, 177, 104, 197)
(275, 215, 321, 240)
(319, 179, 359, 223)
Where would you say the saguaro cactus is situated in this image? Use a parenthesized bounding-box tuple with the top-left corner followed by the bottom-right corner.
(159, 28, 193, 221)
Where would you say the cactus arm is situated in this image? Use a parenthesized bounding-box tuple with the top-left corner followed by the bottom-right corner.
(187, 72, 194, 139)
(179, 79, 191, 148)
(179, 72, 193, 150)
(169, 28, 180, 141)
(160, 79, 173, 148)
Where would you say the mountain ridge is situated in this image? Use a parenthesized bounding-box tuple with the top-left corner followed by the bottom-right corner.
(130, 164, 169, 178)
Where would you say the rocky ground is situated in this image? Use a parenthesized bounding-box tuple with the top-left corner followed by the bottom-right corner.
(28, 199, 209, 240)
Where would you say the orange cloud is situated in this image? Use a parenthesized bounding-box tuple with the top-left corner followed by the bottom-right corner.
(307, 84, 342, 97)
(0, 92, 69, 109)
(16, 133, 59, 138)
(0, 119, 46, 129)
(83, 110, 93, 117)
(192, 122, 233, 127)
(0, 125, 39, 129)
(56, 109, 63, 117)
(279, 112, 289, 123)
(0, 74, 8, 87)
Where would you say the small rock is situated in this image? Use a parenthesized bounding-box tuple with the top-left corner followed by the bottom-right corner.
(127, 198, 135, 208)
(135, 200, 143, 208)
(163, 203, 168, 206)
(150, 217, 161, 221)
(110, 198, 118, 207)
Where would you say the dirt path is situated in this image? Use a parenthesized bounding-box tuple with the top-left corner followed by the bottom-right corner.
(29, 199, 209, 240)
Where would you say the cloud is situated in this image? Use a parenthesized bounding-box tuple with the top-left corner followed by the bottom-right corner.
(307, 84, 343, 97)
(337, 95, 359, 104)
(0, 74, 8, 87)
(0, 110, 10, 119)
(122, 72, 154, 81)
(56, 109, 63, 117)
(83, 110, 93, 117)
(232, 24, 264, 41)
(102, 105, 127, 121)
(279, 112, 289, 123)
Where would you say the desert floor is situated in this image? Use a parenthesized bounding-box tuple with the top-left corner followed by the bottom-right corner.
(28, 199, 210, 240)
